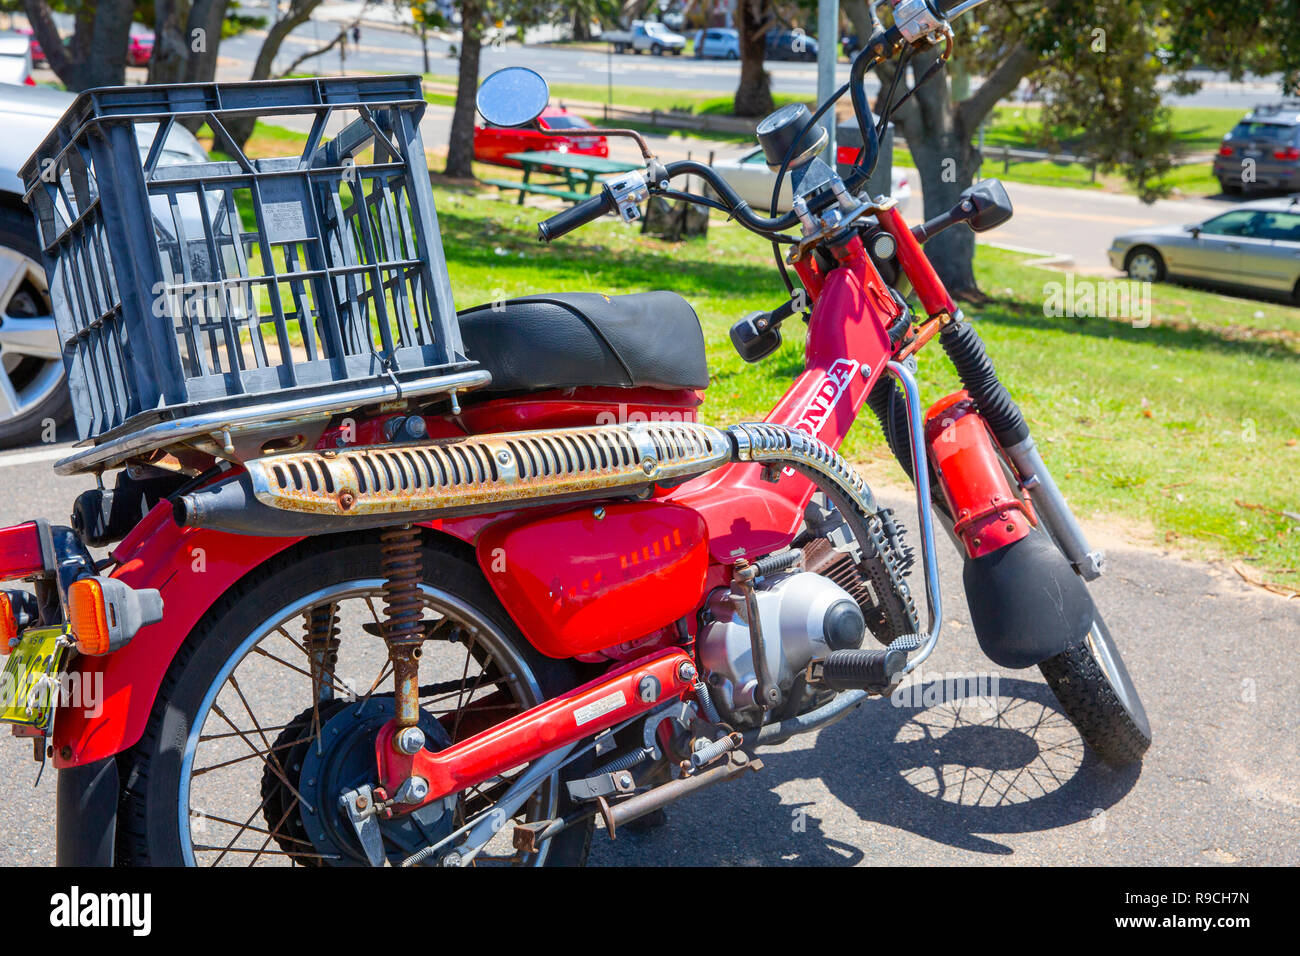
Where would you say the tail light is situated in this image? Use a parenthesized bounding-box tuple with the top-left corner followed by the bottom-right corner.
(0, 593, 15, 655)
(1218, 145, 1234, 157)
(23, 75, 35, 86)
(68, 577, 163, 656)
(1273, 147, 1300, 160)
(0, 589, 38, 655)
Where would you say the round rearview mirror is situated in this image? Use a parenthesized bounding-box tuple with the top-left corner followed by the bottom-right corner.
(476, 67, 550, 128)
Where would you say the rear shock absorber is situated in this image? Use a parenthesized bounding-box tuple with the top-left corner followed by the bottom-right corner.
(304, 602, 341, 702)
(381, 524, 425, 729)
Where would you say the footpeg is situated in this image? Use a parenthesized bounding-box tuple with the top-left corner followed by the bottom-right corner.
(807, 648, 908, 692)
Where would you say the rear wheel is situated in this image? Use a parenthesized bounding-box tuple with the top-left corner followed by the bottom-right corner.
(116, 534, 595, 866)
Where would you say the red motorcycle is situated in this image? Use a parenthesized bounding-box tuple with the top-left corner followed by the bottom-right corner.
(0, 0, 1146, 866)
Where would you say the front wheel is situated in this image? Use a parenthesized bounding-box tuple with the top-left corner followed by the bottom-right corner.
(1039, 609, 1151, 766)
(115, 534, 596, 866)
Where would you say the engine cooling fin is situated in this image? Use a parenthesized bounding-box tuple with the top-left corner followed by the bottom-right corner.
(243, 422, 734, 517)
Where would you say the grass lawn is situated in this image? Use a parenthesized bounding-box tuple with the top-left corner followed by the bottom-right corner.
(204, 120, 1300, 587)
(972, 103, 1241, 197)
(421, 72, 806, 120)
(432, 189, 1300, 587)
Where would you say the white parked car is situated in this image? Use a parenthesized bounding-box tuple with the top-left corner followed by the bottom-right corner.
(0, 32, 35, 86)
(0, 83, 210, 445)
(711, 143, 912, 215)
(604, 20, 687, 55)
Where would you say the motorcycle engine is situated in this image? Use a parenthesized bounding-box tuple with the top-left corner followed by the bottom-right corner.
(698, 569, 866, 721)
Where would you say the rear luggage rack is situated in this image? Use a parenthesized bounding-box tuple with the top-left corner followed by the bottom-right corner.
(21, 75, 480, 475)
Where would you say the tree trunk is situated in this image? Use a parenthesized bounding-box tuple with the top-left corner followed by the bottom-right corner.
(905, 130, 982, 298)
(149, 0, 230, 87)
(221, 0, 325, 150)
(734, 0, 773, 117)
(572, 10, 591, 42)
(25, 0, 134, 90)
(445, 0, 484, 179)
(421, 29, 431, 73)
(840, 0, 1044, 299)
(879, 49, 982, 299)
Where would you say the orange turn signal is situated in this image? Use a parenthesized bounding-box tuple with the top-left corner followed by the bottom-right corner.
(68, 578, 112, 656)
(0, 591, 15, 655)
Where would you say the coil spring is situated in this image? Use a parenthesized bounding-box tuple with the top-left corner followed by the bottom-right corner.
(304, 603, 341, 647)
(594, 746, 653, 777)
(381, 524, 424, 645)
(304, 602, 341, 696)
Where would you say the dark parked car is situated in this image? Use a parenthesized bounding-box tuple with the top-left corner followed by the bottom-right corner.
(765, 30, 818, 62)
(1213, 100, 1300, 195)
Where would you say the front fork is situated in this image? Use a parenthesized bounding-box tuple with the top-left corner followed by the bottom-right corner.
(1001, 437, 1104, 580)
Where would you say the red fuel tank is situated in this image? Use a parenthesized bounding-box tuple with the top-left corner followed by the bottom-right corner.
(476, 500, 708, 659)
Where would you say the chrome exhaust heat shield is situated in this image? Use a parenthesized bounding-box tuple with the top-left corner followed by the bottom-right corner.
(176, 421, 734, 535)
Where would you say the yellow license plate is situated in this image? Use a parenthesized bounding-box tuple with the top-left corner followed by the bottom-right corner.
(0, 626, 70, 731)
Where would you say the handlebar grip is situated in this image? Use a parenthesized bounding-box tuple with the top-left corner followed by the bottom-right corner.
(537, 188, 616, 242)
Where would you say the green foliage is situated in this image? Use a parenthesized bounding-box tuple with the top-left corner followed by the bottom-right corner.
(865, 0, 1300, 203)
(429, 186, 1300, 583)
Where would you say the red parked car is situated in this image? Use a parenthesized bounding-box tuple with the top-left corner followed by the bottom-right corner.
(473, 105, 608, 167)
(128, 31, 154, 67)
(14, 27, 43, 65)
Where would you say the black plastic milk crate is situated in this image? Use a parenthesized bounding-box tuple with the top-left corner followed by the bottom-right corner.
(20, 75, 474, 444)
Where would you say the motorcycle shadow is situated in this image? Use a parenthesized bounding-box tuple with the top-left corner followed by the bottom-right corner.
(593, 676, 1142, 865)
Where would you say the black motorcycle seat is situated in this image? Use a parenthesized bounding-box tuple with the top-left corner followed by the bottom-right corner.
(457, 291, 709, 393)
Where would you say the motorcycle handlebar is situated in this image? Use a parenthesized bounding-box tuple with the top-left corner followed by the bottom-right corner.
(537, 187, 617, 242)
(537, 0, 991, 244)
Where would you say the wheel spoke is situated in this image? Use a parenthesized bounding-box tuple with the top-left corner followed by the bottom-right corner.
(210, 702, 316, 814)
(183, 582, 561, 867)
(250, 642, 356, 698)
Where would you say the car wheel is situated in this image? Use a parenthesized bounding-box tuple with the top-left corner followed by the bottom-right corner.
(1218, 177, 1242, 195)
(0, 203, 71, 447)
(727, 50, 738, 60)
(1124, 246, 1165, 283)
(652, 43, 663, 55)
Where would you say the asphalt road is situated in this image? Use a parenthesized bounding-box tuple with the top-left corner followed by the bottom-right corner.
(911, 179, 1229, 274)
(0, 442, 1294, 866)
(217, 7, 1289, 110)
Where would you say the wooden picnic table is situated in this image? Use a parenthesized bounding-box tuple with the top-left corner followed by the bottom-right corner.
(491, 151, 641, 205)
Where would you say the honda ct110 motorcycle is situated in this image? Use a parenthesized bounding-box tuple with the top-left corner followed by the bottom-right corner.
(0, 0, 1147, 866)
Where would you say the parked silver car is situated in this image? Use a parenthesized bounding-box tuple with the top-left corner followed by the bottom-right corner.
(1108, 196, 1300, 304)
(0, 83, 209, 446)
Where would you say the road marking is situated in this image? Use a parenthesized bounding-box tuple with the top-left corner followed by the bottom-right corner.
(0, 445, 74, 468)
(1011, 205, 1184, 227)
